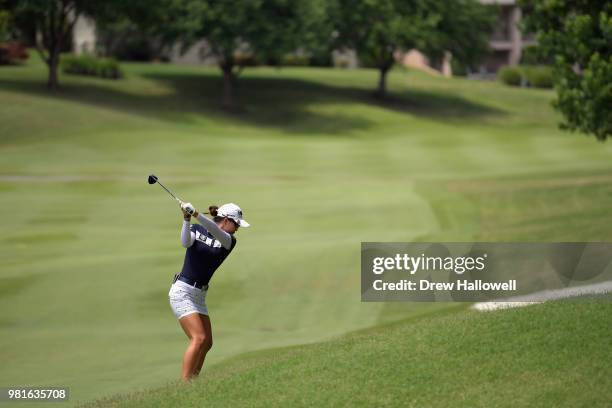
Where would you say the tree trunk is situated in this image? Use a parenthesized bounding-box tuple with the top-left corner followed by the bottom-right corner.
(47, 48, 60, 90)
(222, 66, 234, 109)
(376, 66, 390, 97)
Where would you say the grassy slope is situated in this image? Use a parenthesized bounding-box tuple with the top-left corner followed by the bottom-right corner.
(0, 56, 611, 405)
(85, 298, 612, 407)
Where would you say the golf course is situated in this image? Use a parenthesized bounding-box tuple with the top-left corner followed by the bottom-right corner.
(1, 55, 611, 406)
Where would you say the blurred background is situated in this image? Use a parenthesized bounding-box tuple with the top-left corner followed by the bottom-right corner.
(0, 0, 610, 405)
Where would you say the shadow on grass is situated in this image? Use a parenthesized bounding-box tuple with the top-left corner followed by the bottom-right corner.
(0, 70, 504, 135)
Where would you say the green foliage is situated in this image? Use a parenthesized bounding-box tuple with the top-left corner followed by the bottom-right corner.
(5, 0, 154, 87)
(61, 54, 123, 79)
(96, 18, 170, 62)
(419, 0, 496, 68)
(498, 66, 522, 86)
(162, 0, 330, 71)
(553, 53, 612, 140)
(357, 52, 383, 69)
(451, 59, 468, 77)
(292, 0, 336, 67)
(498, 65, 554, 88)
(520, 45, 553, 66)
(523, 65, 553, 88)
(335, 0, 423, 75)
(156, 0, 334, 106)
(0, 10, 10, 42)
(335, 0, 495, 95)
(282, 54, 310, 66)
(519, 0, 612, 140)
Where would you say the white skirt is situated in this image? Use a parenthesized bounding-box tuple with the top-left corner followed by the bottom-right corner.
(168, 280, 209, 319)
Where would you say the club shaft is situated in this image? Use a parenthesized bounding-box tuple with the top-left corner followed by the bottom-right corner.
(157, 180, 182, 203)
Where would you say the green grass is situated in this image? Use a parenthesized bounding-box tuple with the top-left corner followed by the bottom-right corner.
(84, 299, 612, 407)
(0, 54, 611, 406)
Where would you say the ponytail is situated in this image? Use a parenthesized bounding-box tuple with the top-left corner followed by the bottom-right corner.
(207, 205, 224, 223)
(207, 205, 219, 216)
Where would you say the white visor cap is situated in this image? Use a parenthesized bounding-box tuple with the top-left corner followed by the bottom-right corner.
(217, 203, 250, 227)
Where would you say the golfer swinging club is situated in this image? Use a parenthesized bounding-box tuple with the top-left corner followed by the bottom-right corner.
(168, 201, 249, 383)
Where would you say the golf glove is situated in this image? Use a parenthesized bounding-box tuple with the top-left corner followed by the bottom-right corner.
(181, 202, 199, 218)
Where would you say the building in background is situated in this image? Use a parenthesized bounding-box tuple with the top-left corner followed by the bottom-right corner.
(72, 16, 96, 55)
(70, 0, 534, 75)
(479, 0, 535, 73)
(396, 50, 453, 78)
(400, 0, 536, 76)
(169, 40, 218, 65)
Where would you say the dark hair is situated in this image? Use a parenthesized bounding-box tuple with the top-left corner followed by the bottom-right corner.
(208, 205, 219, 216)
(208, 205, 225, 223)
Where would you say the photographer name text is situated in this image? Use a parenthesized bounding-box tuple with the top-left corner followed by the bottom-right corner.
(372, 279, 517, 291)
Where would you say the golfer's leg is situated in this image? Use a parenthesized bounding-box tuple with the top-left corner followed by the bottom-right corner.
(193, 314, 213, 376)
(178, 313, 207, 382)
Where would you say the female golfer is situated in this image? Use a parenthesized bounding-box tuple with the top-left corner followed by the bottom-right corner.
(168, 201, 249, 383)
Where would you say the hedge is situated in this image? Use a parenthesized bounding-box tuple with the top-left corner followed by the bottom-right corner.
(498, 65, 522, 86)
(498, 65, 553, 89)
(61, 54, 122, 79)
(522, 65, 554, 88)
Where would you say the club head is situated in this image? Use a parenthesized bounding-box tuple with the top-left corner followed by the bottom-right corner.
(147, 174, 158, 185)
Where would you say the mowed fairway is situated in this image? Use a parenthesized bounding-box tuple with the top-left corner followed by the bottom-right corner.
(1, 55, 611, 405)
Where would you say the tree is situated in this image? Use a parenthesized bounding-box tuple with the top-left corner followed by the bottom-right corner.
(3, 0, 154, 89)
(0, 9, 10, 41)
(162, 0, 333, 109)
(4, 0, 91, 89)
(96, 17, 172, 62)
(418, 0, 495, 73)
(335, 0, 494, 97)
(519, 0, 611, 141)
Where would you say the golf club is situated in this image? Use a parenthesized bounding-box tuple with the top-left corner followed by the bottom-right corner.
(147, 174, 184, 204)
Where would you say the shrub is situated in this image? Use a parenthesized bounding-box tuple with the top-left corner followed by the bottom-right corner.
(282, 54, 310, 66)
(498, 65, 554, 89)
(522, 65, 554, 88)
(96, 58, 122, 79)
(61, 54, 95, 75)
(61, 54, 122, 79)
(451, 59, 468, 77)
(498, 66, 522, 86)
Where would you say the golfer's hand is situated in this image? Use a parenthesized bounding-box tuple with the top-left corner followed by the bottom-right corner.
(181, 206, 191, 221)
(181, 202, 199, 218)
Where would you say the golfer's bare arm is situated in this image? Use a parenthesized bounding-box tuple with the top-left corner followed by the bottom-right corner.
(181, 215, 233, 249)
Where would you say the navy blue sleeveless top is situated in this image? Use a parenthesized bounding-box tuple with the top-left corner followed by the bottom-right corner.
(180, 224, 237, 285)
